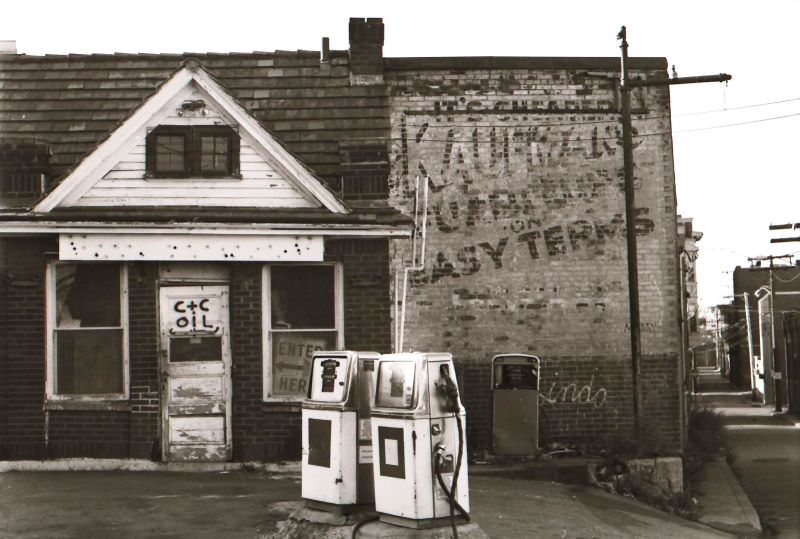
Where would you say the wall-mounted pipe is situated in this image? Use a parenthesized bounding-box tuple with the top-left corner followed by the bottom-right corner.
(396, 176, 429, 353)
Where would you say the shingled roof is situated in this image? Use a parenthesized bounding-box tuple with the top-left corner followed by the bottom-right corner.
(0, 49, 389, 197)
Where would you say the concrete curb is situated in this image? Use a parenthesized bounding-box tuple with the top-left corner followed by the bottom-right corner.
(696, 457, 762, 537)
(774, 412, 800, 426)
(0, 458, 301, 475)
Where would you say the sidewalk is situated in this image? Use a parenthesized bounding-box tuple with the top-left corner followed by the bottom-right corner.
(694, 458, 762, 537)
(467, 475, 732, 539)
(695, 370, 800, 538)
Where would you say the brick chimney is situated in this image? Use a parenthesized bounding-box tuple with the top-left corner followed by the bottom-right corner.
(0, 40, 17, 55)
(348, 18, 384, 86)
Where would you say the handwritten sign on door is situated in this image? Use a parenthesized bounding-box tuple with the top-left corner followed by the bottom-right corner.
(166, 296, 221, 335)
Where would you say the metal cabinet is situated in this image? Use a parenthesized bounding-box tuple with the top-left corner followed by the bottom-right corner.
(491, 354, 540, 456)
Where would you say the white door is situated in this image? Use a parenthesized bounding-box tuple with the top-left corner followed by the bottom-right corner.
(159, 285, 232, 462)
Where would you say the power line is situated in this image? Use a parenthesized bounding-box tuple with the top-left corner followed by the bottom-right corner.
(772, 270, 800, 283)
(677, 111, 800, 133)
(676, 96, 800, 117)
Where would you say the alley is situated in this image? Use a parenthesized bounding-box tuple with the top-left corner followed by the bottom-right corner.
(696, 370, 800, 538)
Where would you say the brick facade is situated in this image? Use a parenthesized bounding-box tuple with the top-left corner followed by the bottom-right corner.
(0, 240, 390, 461)
(385, 60, 683, 452)
(0, 19, 685, 461)
(0, 238, 51, 459)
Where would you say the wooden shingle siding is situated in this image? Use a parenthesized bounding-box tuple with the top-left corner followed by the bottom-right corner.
(0, 50, 389, 200)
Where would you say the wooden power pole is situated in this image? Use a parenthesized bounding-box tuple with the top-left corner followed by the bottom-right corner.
(617, 27, 731, 439)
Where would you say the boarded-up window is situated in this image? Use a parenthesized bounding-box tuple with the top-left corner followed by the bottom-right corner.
(53, 264, 125, 395)
(267, 265, 341, 399)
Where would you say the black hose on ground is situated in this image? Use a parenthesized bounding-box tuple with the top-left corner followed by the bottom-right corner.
(350, 514, 380, 539)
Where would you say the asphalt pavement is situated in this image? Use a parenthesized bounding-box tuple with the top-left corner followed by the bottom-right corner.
(0, 468, 734, 539)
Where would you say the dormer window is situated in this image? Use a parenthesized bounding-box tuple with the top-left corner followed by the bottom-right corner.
(146, 125, 240, 178)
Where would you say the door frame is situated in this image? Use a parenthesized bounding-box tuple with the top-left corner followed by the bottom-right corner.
(158, 283, 232, 462)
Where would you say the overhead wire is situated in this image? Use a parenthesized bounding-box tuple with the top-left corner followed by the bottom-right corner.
(771, 270, 800, 284)
(677, 111, 800, 133)
(676, 96, 800, 117)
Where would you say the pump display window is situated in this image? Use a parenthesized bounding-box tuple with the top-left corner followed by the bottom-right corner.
(376, 361, 415, 408)
(265, 264, 342, 399)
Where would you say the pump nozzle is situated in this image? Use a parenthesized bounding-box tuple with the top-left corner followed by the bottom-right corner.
(434, 364, 460, 413)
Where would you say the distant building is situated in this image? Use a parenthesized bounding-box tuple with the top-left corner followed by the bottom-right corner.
(729, 264, 800, 405)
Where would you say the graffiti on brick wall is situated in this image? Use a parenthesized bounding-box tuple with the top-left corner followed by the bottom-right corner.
(539, 375, 608, 408)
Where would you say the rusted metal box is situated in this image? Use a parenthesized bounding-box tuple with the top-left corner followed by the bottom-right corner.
(491, 354, 540, 455)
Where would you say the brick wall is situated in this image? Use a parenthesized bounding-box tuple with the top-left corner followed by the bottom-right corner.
(328, 239, 392, 353)
(47, 410, 130, 458)
(230, 239, 391, 461)
(385, 60, 682, 452)
(128, 263, 160, 459)
(0, 237, 51, 459)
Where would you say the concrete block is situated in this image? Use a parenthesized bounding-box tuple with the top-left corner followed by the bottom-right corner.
(626, 456, 684, 494)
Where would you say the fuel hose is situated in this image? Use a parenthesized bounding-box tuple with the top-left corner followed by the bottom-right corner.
(434, 414, 470, 538)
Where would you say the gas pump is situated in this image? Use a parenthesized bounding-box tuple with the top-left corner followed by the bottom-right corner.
(370, 352, 469, 530)
(302, 351, 379, 512)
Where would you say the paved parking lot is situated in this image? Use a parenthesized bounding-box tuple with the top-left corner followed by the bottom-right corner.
(0, 470, 300, 539)
(0, 468, 733, 539)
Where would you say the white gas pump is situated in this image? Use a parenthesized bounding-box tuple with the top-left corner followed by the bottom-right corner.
(302, 351, 379, 512)
(370, 352, 470, 531)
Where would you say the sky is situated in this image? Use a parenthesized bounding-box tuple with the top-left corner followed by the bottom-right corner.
(3, 0, 800, 312)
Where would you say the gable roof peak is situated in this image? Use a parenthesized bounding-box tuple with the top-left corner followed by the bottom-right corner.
(32, 61, 349, 214)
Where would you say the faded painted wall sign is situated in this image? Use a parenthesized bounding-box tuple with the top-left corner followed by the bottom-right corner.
(389, 89, 674, 358)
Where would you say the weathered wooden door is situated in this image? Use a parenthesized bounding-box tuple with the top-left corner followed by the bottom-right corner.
(159, 285, 232, 461)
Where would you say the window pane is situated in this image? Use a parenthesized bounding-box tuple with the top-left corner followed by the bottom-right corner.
(55, 329, 123, 394)
(56, 264, 120, 327)
(170, 336, 222, 362)
(270, 266, 335, 329)
(271, 331, 336, 397)
(200, 136, 229, 173)
(156, 134, 185, 172)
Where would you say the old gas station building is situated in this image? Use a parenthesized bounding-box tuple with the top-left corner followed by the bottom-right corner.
(0, 18, 685, 462)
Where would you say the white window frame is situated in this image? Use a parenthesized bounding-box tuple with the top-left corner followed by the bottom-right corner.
(262, 263, 344, 402)
(45, 261, 130, 402)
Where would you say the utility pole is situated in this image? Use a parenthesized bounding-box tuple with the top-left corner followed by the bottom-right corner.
(617, 26, 731, 439)
(715, 307, 722, 372)
(749, 254, 793, 412)
(742, 292, 757, 399)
